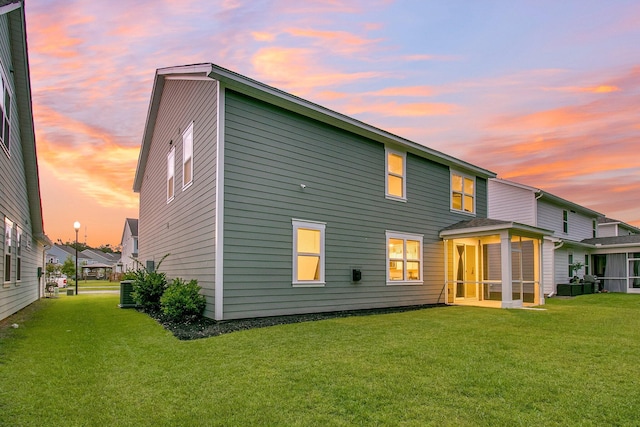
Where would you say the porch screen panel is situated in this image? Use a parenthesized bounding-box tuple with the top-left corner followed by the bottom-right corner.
(629, 253, 640, 289)
(483, 243, 501, 300)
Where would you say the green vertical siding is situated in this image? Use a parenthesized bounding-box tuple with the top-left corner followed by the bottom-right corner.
(137, 79, 218, 317)
(222, 90, 487, 319)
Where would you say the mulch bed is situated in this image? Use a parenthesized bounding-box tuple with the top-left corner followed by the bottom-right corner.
(144, 304, 443, 340)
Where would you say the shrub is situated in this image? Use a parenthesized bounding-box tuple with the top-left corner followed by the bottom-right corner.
(160, 278, 206, 321)
(130, 254, 169, 311)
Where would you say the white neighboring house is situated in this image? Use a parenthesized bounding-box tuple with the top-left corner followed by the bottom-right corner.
(489, 178, 640, 295)
(119, 218, 138, 272)
(597, 217, 640, 238)
(488, 178, 602, 295)
(0, 1, 50, 321)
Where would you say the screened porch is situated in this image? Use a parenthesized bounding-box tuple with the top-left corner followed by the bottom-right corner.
(440, 219, 551, 308)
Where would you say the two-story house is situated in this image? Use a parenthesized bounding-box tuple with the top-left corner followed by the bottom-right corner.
(488, 178, 607, 295)
(133, 63, 550, 320)
(119, 218, 138, 272)
(0, 1, 49, 321)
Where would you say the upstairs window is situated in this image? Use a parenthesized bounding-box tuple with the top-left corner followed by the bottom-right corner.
(451, 171, 475, 214)
(4, 217, 12, 283)
(592, 219, 597, 238)
(563, 210, 568, 233)
(167, 147, 175, 202)
(182, 122, 193, 189)
(292, 220, 325, 286)
(385, 148, 406, 200)
(0, 75, 10, 156)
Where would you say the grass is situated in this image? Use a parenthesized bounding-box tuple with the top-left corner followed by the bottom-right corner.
(61, 279, 121, 292)
(1, 294, 640, 426)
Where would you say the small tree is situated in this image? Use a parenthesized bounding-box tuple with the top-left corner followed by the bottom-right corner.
(569, 261, 584, 282)
(60, 256, 76, 280)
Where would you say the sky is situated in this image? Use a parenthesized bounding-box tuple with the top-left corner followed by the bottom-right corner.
(26, 0, 640, 247)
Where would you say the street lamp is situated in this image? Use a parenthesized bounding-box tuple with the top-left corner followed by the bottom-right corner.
(74, 221, 80, 295)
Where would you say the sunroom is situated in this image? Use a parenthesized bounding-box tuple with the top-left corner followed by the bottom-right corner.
(440, 219, 552, 308)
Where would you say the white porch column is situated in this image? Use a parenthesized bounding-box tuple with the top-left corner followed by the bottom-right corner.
(500, 231, 520, 308)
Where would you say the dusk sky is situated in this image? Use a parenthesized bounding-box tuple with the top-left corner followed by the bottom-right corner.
(27, 0, 639, 247)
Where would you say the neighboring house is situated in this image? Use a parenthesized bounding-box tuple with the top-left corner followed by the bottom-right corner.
(597, 217, 640, 238)
(581, 234, 640, 293)
(133, 63, 550, 320)
(488, 178, 640, 295)
(0, 1, 50, 321)
(119, 218, 138, 271)
(45, 244, 75, 265)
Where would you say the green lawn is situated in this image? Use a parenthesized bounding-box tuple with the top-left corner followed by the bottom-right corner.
(1, 294, 640, 426)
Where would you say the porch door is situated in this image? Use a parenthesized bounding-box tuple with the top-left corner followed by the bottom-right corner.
(455, 244, 477, 300)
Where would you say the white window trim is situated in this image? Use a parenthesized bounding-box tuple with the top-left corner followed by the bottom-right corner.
(4, 217, 13, 285)
(292, 219, 326, 287)
(15, 226, 21, 283)
(385, 147, 407, 202)
(167, 147, 175, 203)
(182, 122, 194, 190)
(385, 230, 424, 285)
(0, 72, 11, 158)
(450, 170, 476, 216)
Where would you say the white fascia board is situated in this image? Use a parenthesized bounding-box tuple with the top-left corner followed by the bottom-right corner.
(440, 223, 552, 239)
(0, 1, 21, 16)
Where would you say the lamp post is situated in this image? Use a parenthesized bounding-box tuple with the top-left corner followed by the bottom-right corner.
(74, 221, 80, 295)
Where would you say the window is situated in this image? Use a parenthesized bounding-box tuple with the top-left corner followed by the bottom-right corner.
(0, 75, 10, 156)
(385, 148, 406, 200)
(568, 253, 573, 278)
(592, 220, 597, 238)
(182, 122, 193, 189)
(4, 217, 12, 283)
(16, 226, 21, 282)
(386, 231, 423, 283)
(167, 147, 175, 202)
(563, 210, 568, 233)
(292, 220, 325, 285)
(584, 254, 590, 275)
(451, 171, 475, 214)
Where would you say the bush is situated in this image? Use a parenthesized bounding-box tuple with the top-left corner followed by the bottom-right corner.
(160, 278, 206, 321)
(130, 254, 169, 311)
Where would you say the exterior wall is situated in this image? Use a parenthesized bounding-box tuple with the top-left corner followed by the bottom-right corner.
(537, 199, 596, 241)
(221, 90, 488, 319)
(120, 223, 137, 272)
(542, 238, 555, 294)
(488, 180, 536, 225)
(138, 79, 218, 316)
(597, 223, 617, 238)
(0, 14, 44, 321)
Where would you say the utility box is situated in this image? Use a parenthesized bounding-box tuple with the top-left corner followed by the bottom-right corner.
(119, 280, 137, 308)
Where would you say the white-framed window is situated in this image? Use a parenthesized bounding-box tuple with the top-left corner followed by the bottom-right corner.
(4, 217, 13, 283)
(0, 74, 11, 156)
(16, 226, 21, 282)
(563, 210, 569, 233)
(167, 147, 175, 203)
(386, 231, 423, 284)
(385, 148, 406, 201)
(292, 219, 326, 286)
(592, 220, 597, 238)
(182, 122, 193, 190)
(451, 170, 475, 214)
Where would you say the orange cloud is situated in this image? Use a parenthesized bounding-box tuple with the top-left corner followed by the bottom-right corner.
(544, 85, 620, 93)
(251, 47, 383, 95)
(34, 104, 139, 211)
(283, 28, 381, 54)
(344, 101, 457, 117)
(252, 31, 277, 42)
(365, 86, 436, 97)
